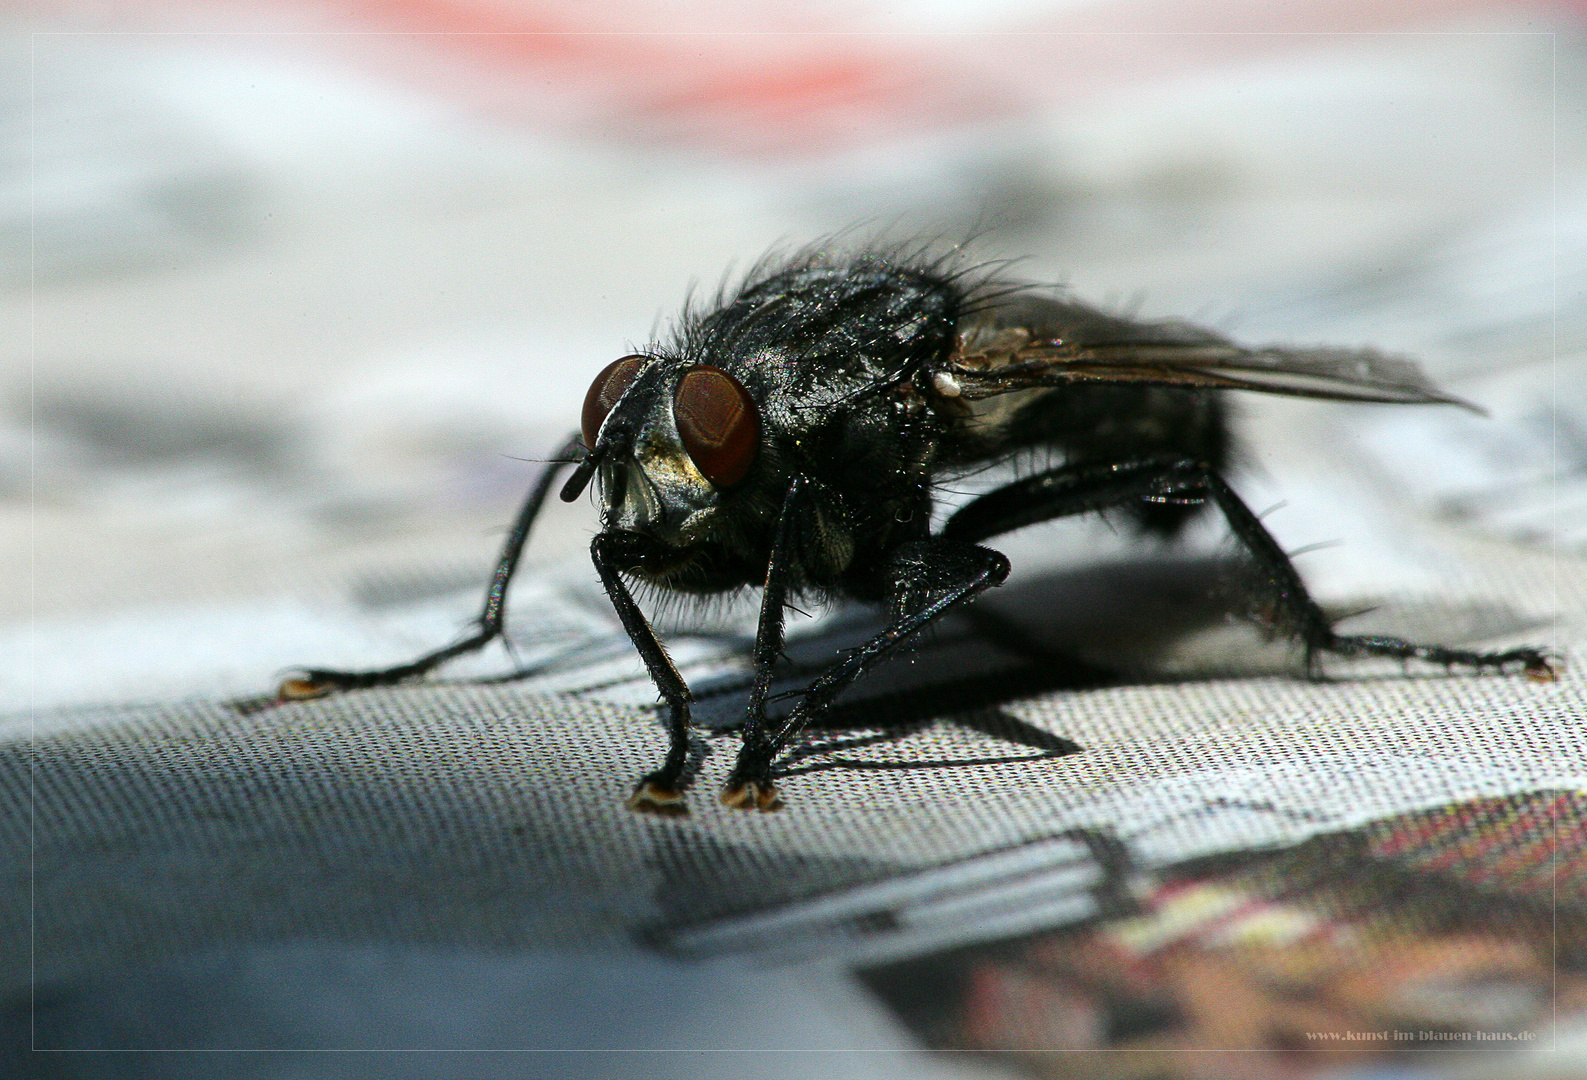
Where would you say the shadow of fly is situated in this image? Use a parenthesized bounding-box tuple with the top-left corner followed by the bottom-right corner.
(282, 244, 1554, 814)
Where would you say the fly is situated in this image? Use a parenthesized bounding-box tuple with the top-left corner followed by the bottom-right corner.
(282, 246, 1555, 815)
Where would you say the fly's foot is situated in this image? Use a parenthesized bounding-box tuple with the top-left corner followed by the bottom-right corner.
(1525, 655, 1559, 684)
(627, 776, 690, 817)
(278, 674, 341, 701)
(278, 665, 418, 699)
(720, 778, 782, 812)
(1325, 636, 1561, 685)
(1476, 647, 1558, 682)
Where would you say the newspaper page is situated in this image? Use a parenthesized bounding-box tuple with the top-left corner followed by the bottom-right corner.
(4, 7, 1584, 1079)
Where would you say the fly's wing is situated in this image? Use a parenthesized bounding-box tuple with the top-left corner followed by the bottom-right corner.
(949, 294, 1480, 411)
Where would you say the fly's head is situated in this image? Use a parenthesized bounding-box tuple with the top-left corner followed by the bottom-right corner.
(562, 353, 761, 548)
(559, 258, 963, 567)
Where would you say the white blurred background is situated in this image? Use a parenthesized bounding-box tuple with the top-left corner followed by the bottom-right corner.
(4, 0, 1583, 709)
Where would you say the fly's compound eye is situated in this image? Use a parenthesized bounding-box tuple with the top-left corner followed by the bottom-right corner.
(581, 355, 645, 452)
(673, 365, 758, 488)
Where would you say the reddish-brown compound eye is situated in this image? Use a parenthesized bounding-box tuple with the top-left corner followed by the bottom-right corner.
(673, 365, 758, 488)
(581, 355, 645, 452)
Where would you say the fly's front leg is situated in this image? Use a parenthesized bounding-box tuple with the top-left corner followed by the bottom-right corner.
(591, 533, 695, 816)
(720, 478, 808, 812)
(280, 433, 583, 700)
(722, 538, 1011, 810)
(945, 458, 1554, 681)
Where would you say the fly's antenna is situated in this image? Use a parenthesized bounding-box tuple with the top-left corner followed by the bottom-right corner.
(559, 446, 601, 502)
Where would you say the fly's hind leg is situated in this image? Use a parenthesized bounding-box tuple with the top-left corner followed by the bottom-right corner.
(279, 433, 582, 699)
(943, 457, 1555, 681)
(1197, 469, 1553, 680)
(722, 538, 1011, 810)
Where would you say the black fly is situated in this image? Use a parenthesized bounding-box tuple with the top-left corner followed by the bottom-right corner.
(282, 246, 1555, 814)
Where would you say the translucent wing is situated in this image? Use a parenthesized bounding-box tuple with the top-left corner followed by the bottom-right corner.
(949, 294, 1479, 411)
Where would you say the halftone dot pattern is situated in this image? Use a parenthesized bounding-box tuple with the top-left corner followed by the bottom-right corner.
(1364, 793, 1587, 904)
(9, 634, 1583, 998)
